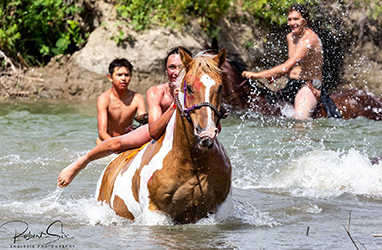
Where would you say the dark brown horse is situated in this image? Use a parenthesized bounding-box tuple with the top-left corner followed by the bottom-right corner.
(219, 57, 382, 120)
(204, 38, 382, 120)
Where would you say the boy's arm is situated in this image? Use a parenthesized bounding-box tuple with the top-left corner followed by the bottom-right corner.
(147, 86, 175, 140)
(135, 93, 147, 116)
(97, 94, 112, 141)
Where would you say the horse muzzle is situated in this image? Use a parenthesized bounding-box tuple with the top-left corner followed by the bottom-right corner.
(195, 126, 218, 149)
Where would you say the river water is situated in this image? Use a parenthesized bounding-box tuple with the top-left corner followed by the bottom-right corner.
(0, 99, 382, 249)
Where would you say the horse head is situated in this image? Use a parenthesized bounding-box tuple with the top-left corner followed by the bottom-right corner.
(176, 47, 227, 149)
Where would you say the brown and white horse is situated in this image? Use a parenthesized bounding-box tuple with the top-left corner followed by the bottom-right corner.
(95, 48, 232, 224)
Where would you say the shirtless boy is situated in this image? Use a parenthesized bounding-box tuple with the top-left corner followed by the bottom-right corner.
(242, 4, 323, 120)
(57, 47, 192, 188)
(96, 58, 146, 144)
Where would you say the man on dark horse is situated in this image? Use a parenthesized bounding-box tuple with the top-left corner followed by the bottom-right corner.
(242, 4, 341, 119)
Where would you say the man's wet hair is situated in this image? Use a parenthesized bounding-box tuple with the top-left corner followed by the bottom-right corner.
(109, 58, 133, 75)
(163, 47, 192, 71)
(287, 4, 309, 22)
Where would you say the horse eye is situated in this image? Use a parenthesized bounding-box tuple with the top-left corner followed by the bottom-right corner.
(187, 85, 193, 94)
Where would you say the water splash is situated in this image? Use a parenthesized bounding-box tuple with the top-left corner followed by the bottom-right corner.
(230, 199, 280, 227)
(43, 187, 63, 204)
(265, 148, 382, 198)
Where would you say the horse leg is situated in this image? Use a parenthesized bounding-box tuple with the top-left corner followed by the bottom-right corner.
(96, 150, 139, 203)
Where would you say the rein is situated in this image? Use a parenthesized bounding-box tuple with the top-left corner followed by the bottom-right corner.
(221, 78, 249, 100)
(175, 80, 228, 124)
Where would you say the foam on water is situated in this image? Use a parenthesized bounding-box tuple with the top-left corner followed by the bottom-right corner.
(264, 148, 382, 198)
(230, 199, 280, 227)
(0, 187, 125, 226)
(1, 187, 278, 227)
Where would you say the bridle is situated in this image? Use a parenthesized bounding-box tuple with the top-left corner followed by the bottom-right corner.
(175, 80, 228, 124)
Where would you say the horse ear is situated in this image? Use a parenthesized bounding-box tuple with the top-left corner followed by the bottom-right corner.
(211, 38, 219, 51)
(213, 48, 226, 68)
(179, 46, 193, 69)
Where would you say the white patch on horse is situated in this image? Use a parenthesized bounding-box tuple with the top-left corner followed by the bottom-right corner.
(99, 113, 176, 221)
(95, 154, 119, 199)
(111, 146, 148, 217)
(178, 91, 185, 110)
(200, 74, 216, 127)
(138, 112, 176, 213)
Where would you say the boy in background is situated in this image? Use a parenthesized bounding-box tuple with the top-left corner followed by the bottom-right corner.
(96, 58, 146, 145)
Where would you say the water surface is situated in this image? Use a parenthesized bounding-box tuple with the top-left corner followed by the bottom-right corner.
(1, 100, 382, 249)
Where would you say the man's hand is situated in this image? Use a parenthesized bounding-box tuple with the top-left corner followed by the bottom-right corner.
(169, 81, 180, 97)
(173, 87, 180, 97)
(135, 113, 148, 125)
(242, 71, 259, 79)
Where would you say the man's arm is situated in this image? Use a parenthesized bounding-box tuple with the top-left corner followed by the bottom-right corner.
(146, 86, 176, 140)
(97, 93, 112, 141)
(243, 35, 310, 80)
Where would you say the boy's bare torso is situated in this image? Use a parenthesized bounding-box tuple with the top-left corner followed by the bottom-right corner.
(102, 89, 139, 137)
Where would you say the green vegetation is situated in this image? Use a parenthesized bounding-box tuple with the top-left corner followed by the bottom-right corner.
(0, 0, 87, 65)
(114, 0, 312, 40)
(1, 0, 382, 66)
(242, 0, 309, 25)
(114, 0, 231, 33)
(352, 0, 382, 20)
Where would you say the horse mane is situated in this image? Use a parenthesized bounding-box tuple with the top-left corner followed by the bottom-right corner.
(177, 53, 222, 86)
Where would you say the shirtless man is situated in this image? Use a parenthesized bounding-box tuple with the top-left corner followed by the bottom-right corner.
(57, 47, 192, 188)
(242, 4, 323, 120)
(96, 58, 146, 145)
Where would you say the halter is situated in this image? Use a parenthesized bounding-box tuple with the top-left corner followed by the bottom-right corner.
(175, 80, 228, 124)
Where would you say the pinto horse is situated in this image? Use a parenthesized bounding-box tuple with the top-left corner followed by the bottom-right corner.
(95, 48, 232, 224)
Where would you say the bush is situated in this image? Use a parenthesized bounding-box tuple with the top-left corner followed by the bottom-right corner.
(0, 0, 87, 65)
(2, 0, 382, 66)
(242, 0, 311, 26)
(115, 0, 232, 34)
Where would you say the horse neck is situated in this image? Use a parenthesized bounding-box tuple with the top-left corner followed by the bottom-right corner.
(172, 111, 203, 159)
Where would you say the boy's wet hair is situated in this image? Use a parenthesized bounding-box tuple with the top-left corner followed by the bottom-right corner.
(109, 58, 133, 75)
(163, 47, 192, 71)
(287, 4, 309, 22)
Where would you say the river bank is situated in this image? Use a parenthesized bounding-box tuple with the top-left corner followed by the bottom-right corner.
(1, 1, 382, 100)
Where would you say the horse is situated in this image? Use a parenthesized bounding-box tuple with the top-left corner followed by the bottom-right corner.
(218, 56, 382, 120)
(222, 76, 382, 120)
(95, 47, 232, 224)
(204, 39, 382, 120)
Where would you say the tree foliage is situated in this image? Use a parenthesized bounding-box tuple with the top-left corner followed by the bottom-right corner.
(2, 0, 382, 66)
(242, 0, 309, 25)
(115, 0, 231, 34)
(0, 0, 87, 65)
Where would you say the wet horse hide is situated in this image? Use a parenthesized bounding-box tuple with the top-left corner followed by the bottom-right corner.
(95, 48, 232, 224)
(220, 61, 382, 121)
(203, 38, 382, 120)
